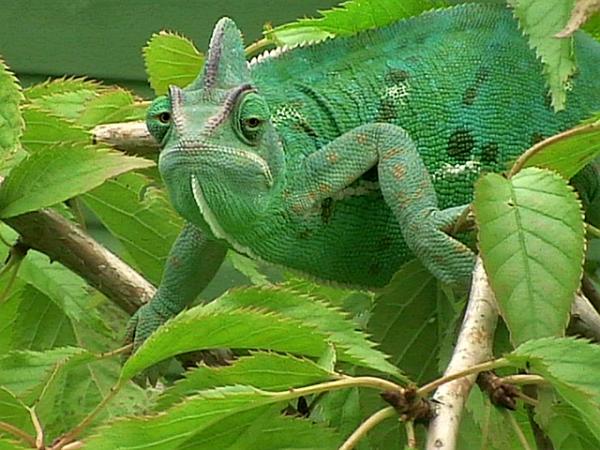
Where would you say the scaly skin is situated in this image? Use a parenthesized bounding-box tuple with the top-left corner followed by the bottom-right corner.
(126, 4, 600, 350)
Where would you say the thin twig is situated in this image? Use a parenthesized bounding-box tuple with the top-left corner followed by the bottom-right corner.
(338, 406, 396, 450)
(569, 293, 600, 342)
(0, 420, 36, 447)
(425, 258, 499, 450)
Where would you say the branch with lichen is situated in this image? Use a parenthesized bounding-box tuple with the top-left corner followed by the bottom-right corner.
(425, 257, 499, 450)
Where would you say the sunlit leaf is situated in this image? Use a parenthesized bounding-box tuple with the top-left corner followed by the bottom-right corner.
(0, 58, 24, 156)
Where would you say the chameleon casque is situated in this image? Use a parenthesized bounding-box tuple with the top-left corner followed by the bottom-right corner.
(126, 3, 600, 349)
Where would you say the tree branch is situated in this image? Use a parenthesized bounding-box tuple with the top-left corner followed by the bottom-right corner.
(4, 208, 154, 314)
(425, 258, 499, 450)
(92, 121, 158, 157)
(568, 292, 600, 342)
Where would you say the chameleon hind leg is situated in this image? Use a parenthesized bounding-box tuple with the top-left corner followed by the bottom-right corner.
(295, 123, 475, 287)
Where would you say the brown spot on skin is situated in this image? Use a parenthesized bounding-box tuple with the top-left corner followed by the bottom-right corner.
(326, 153, 339, 164)
(356, 133, 369, 145)
(447, 129, 475, 161)
(381, 148, 401, 161)
(321, 197, 334, 224)
(169, 255, 182, 268)
(481, 142, 499, 166)
(318, 183, 331, 193)
(385, 69, 410, 84)
(297, 228, 312, 239)
(291, 203, 304, 214)
(530, 132, 545, 146)
(393, 163, 407, 179)
(462, 87, 477, 105)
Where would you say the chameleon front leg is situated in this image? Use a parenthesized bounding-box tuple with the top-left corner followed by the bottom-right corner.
(295, 123, 475, 287)
(124, 222, 228, 351)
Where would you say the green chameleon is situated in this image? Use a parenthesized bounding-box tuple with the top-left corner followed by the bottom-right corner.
(125, 3, 600, 350)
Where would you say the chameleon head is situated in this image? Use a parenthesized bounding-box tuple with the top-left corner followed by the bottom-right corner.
(146, 18, 284, 236)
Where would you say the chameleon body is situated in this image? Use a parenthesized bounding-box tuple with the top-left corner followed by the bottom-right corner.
(127, 3, 600, 348)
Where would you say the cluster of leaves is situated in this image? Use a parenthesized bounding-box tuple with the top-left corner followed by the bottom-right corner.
(0, 0, 599, 449)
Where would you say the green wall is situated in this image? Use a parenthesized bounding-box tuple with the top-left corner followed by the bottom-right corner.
(1, 0, 339, 96)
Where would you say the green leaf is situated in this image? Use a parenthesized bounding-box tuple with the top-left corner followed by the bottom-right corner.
(507, 0, 577, 110)
(312, 387, 364, 445)
(536, 399, 600, 450)
(267, 0, 448, 45)
(509, 337, 600, 442)
(157, 352, 335, 409)
(0, 282, 77, 353)
(0, 57, 24, 156)
(181, 405, 341, 450)
(0, 387, 33, 436)
(473, 168, 585, 345)
(0, 437, 29, 450)
(82, 172, 183, 285)
(513, 120, 600, 179)
(28, 90, 98, 122)
(23, 76, 102, 100)
(144, 31, 204, 96)
(121, 307, 332, 380)
(204, 285, 402, 377)
(0, 145, 154, 218)
(77, 89, 146, 128)
(85, 385, 337, 450)
(369, 260, 457, 383)
(20, 107, 90, 153)
(0, 347, 92, 400)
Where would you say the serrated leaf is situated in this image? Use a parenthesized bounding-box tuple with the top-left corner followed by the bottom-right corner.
(267, 0, 448, 45)
(0, 57, 24, 156)
(204, 285, 402, 377)
(121, 308, 332, 380)
(0, 347, 92, 400)
(144, 31, 204, 95)
(82, 172, 182, 284)
(28, 90, 98, 121)
(0, 145, 154, 218)
(508, 0, 577, 110)
(21, 107, 90, 153)
(157, 352, 335, 409)
(312, 387, 364, 445)
(509, 337, 600, 442)
(24, 76, 102, 100)
(182, 405, 341, 450)
(85, 385, 335, 450)
(474, 168, 585, 345)
(512, 120, 600, 179)
(77, 89, 146, 128)
(369, 260, 456, 383)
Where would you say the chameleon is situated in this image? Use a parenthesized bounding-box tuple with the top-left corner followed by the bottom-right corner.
(125, 3, 600, 350)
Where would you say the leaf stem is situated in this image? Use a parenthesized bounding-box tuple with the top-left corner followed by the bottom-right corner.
(0, 420, 36, 447)
(587, 223, 600, 239)
(267, 376, 404, 400)
(28, 406, 44, 449)
(405, 421, 417, 449)
(338, 406, 396, 450)
(417, 358, 509, 397)
(500, 374, 546, 386)
(51, 381, 124, 449)
(245, 38, 272, 57)
(505, 410, 533, 450)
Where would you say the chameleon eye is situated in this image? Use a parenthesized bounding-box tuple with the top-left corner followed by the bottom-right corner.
(235, 92, 270, 145)
(157, 111, 171, 124)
